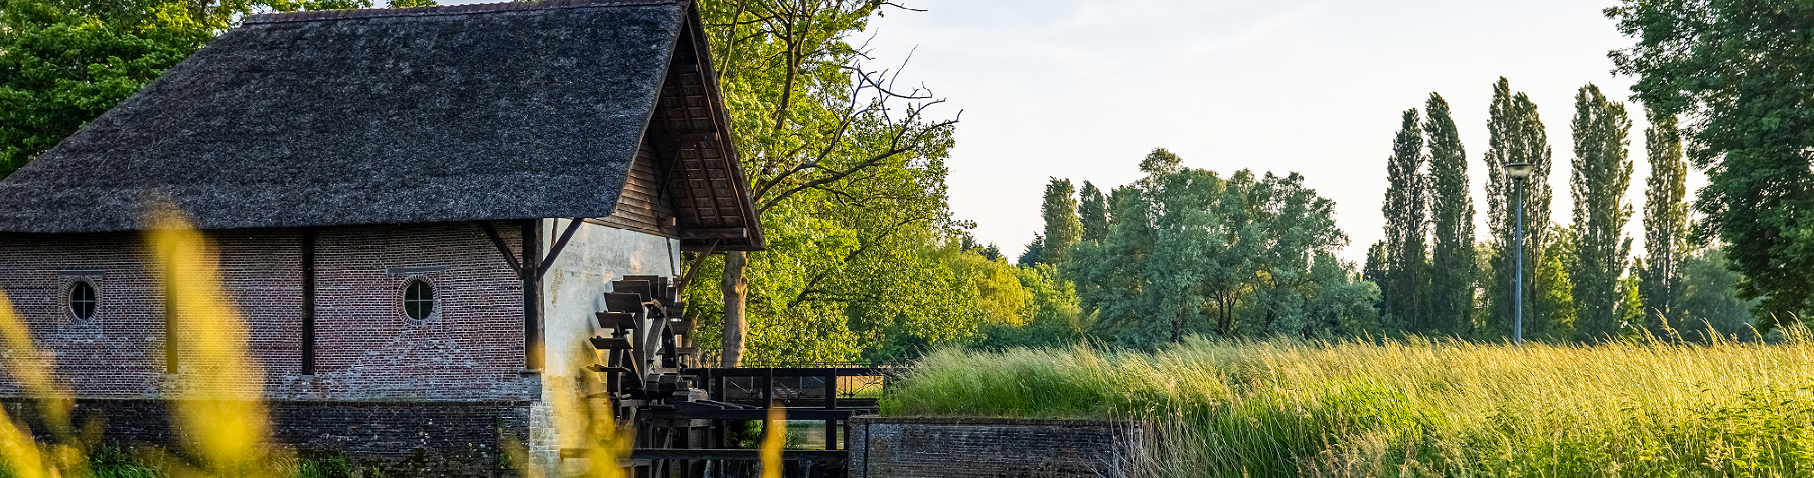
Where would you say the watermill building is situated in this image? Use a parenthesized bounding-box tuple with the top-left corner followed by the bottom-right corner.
(0, 0, 760, 472)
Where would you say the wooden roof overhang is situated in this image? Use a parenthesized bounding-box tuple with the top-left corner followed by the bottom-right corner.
(639, 8, 764, 252)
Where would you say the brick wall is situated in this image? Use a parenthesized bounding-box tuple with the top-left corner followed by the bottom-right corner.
(846, 417, 1155, 478)
(0, 222, 531, 401)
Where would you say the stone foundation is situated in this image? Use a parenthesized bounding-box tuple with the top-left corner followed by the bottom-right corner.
(3, 398, 537, 477)
(846, 417, 1154, 478)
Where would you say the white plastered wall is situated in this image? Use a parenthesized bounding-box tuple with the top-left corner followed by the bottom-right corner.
(535, 218, 681, 469)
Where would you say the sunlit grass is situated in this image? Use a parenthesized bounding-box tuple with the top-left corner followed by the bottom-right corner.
(885, 334, 1814, 477)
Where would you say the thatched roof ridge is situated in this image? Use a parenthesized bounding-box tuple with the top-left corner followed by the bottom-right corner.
(0, 0, 714, 235)
(242, 0, 676, 24)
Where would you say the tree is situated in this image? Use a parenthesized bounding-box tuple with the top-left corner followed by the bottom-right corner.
(698, 0, 960, 367)
(1481, 78, 1556, 340)
(1039, 178, 1082, 265)
(1381, 109, 1428, 331)
(1534, 225, 1579, 341)
(1568, 84, 1635, 341)
(1017, 234, 1044, 266)
(1637, 108, 1689, 331)
(0, 0, 406, 176)
(1608, 0, 1814, 331)
(1078, 181, 1108, 244)
(1423, 93, 1476, 336)
(1068, 150, 1366, 347)
(972, 263, 1088, 350)
(1675, 247, 1762, 341)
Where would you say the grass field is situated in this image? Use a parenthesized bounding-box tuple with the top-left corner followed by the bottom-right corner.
(882, 334, 1814, 478)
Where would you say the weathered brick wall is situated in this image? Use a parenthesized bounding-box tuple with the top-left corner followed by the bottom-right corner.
(3, 398, 533, 477)
(0, 222, 531, 401)
(846, 417, 1154, 478)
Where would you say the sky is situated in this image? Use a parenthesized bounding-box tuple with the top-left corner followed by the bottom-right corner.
(852, 0, 1705, 264)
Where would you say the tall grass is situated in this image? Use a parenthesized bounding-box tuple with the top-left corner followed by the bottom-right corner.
(884, 335, 1814, 477)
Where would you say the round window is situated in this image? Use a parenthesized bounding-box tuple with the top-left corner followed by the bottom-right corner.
(70, 281, 97, 321)
(403, 280, 435, 321)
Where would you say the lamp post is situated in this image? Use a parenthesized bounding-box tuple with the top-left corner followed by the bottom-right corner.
(1504, 162, 1535, 345)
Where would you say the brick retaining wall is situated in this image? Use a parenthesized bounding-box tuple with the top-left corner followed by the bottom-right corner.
(846, 417, 1154, 478)
(4, 398, 533, 477)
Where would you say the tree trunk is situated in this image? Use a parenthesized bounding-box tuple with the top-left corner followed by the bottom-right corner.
(720, 251, 749, 368)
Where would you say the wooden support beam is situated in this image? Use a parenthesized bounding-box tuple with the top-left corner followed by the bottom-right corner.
(679, 228, 747, 240)
(536, 218, 585, 281)
(476, 221, 522, 274)
(301, 228, 316, 376)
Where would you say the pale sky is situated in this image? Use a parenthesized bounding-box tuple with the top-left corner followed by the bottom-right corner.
(857, 0, 1706, 264)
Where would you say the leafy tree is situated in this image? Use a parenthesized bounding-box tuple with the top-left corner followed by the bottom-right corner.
(697, 0, 961, 366)
(1675, 247, 1762, 341)
(1423, 93, 1476, 336)
(1381, 109, 1428, 332)
(1608, 0, 1814, 330)
(1534, 225, 1578, 341)
(1481, 78, 1557, 340)
(1039, 178, 1082, 265)
(1069, 150, 1367, 347)
(972, 264, 1087, 350)
(1615, 272, 1645, 339)
(1637, 108, 1689, 330)
(1363, 240, 1389, 315)
(1568, 84, 1635, 341)
(0, 0, 419, 176)
(1017, 234, 1044, 266)
(1078, 181, 1108, 244)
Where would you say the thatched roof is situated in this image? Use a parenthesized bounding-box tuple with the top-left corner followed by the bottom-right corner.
(0, 0, 764, 250)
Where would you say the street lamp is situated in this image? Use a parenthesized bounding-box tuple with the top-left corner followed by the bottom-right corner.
(1504, 162, 1534, 345)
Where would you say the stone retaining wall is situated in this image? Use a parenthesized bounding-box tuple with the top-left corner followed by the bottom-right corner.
(846, 417, 1153, 478)
(3, 398, 533, 477)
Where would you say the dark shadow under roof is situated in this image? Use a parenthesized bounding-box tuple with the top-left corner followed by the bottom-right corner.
(0, 0, 713, 234)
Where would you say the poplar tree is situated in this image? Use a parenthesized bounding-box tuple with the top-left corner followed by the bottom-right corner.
(1569, 84, 1635, 341)
(1638, 108, 1689, 329)
(1040, 178, 1083, 265)
(1078, 181, 1109, 244)
(1483, 78, 1557, 339)
(1423, 93, 1476, 335)
(1381, 109, 1428, 330)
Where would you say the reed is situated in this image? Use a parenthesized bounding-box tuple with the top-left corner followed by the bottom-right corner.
(884, 334, 1814, 477)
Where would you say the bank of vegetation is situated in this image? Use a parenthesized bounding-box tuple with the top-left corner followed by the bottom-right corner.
(886, 335, 1814, 477)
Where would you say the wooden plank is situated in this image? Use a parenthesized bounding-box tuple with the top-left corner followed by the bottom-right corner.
(680, 228, 748, 240)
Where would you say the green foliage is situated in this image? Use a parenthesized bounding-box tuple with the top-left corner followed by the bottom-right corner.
(1638, 108, 1690, 333)
(1609, 0, 1814, 329)
(973, 264, 1088, 350)
(1534, 225, 1578, 341)
(693, 0, 970, 365)
(1481, 77, 1557, 340)
(1674, 247, 1763, 341)
(1423, 93, 1476, 337)
(1568, 83, 1636, 342)
(0, 0, 423, 178)
(1076, 181, 1108, 244)
(0, 0, 216, 175)
(1036, 177, 1081, 265)
(1015, 234, 1043, 266)
(1065, 149, 1374, 347)
(1380, 108, 1428, 332)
